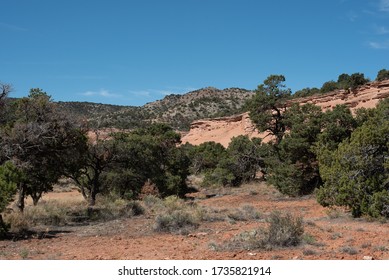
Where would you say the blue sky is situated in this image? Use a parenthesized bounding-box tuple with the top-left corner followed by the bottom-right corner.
(1, 0, 388, 106)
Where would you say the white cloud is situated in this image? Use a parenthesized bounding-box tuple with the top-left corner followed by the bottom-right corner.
(81, 89, 121, 98)
(368, 40, 389, 49)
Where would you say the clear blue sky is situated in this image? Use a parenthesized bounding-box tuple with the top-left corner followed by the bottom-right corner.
(1, 0, 388, 106)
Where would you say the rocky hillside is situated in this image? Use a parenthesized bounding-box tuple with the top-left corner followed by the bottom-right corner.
(182, 79, 389, 147)
(57, 87, 254, 130)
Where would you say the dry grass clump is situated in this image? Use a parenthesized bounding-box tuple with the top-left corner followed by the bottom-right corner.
(340, 246, 358, 255)
(4, 200, 86, 233)
(87, 197, 144, 221)
(4, 197, 144, 235)
(154, 210, 199, 235)
(149, 196, 200, 235)
(220, 211, 304, 251)
(226, 205, 261, 222)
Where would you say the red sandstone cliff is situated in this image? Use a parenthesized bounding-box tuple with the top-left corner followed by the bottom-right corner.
(181, 80, 389, 147)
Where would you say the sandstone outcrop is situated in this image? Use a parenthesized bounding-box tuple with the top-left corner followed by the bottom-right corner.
(182, 80, 389, 147)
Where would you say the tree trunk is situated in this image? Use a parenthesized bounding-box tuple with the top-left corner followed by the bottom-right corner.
(31, 192, 42, 206)
(17, 184, 26, 213)
(89, 191, 96, 206)
(88, 170, 100, 206)
(0, 214, 6, 238)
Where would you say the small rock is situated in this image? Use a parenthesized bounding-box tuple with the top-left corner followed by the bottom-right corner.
(248, 253, 257, 256)
(363, 256, 374, 260)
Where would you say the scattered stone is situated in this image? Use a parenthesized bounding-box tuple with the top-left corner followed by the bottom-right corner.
(188, 232, 208, 238)
(363, 256, 374, 260)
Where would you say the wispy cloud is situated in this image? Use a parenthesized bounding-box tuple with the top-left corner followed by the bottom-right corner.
(379, 0, 389, 12)
(129, 87, 197, 98)
(374, 25, 389, 34)
(54, 75, 107, 80)
(129, 90, 151, 97)
(0, 22, 27, 32)
(346, 11, 358, 22)
(368, 40, 389, 49)
(81, 89, 121, 98)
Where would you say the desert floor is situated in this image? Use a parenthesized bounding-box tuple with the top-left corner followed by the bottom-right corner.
(1, 182, 389, 260)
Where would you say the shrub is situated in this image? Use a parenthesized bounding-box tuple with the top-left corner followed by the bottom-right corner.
(265, 212, 304, 247)
(316, 105, 389, 218)
(223, 212, 304, 250)
(154, 210, 199, 235)
(226, 205, 261, 221)
(376, 69, 389, 81)
(86, 198, 145, 221)
(321, 80, 338, 93)
(0, 162, 19, 238)
(202, 136, 266, 188)
(340, 246, 358, 255)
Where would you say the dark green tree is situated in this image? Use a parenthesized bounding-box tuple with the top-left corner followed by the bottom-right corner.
(348, 73, 369, 90)
(82, 124, 191, 201)
(246, 75, 291, 144)
(188, 141, 227, 174)
(317, 122, 389, 217)
(1, 89, 88, 211)
(376, 69, 389, 81)
(315, 105, 357, 151)
(316, 99, 389, 217)
(293, 87, 320, 98)
(337, 73, 351, 90)
(203, 136, 266, 187)
(0, 162, 20, 236)
(68, 130, 116, 206)
(0, 83, 12, 126)
(267, 103, 324, 196)
(320, 80, 338, 93)
(128, 123, 190, 197)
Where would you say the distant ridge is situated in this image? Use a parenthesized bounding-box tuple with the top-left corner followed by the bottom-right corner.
(56, 87, 254, 130)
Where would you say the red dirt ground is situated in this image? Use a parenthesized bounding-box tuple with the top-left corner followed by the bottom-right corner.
(1, 183, 389, 260)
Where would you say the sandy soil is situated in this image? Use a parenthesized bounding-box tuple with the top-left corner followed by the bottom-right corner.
(1, 183, 389, 260)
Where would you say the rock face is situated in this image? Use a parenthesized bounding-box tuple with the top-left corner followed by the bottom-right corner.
(181, 113, 269, 147)
(182, 80, 389, 147)
(291, 79, 389, 111)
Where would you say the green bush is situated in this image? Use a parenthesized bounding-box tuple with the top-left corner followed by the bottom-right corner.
(0, 162, 20, 213)
(320, 80, 338, 93)
(316, 101, 389, 217)
(376, 69, 389, 81)
(202, 136, 266, 188)
(0, 162, 19, 238)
